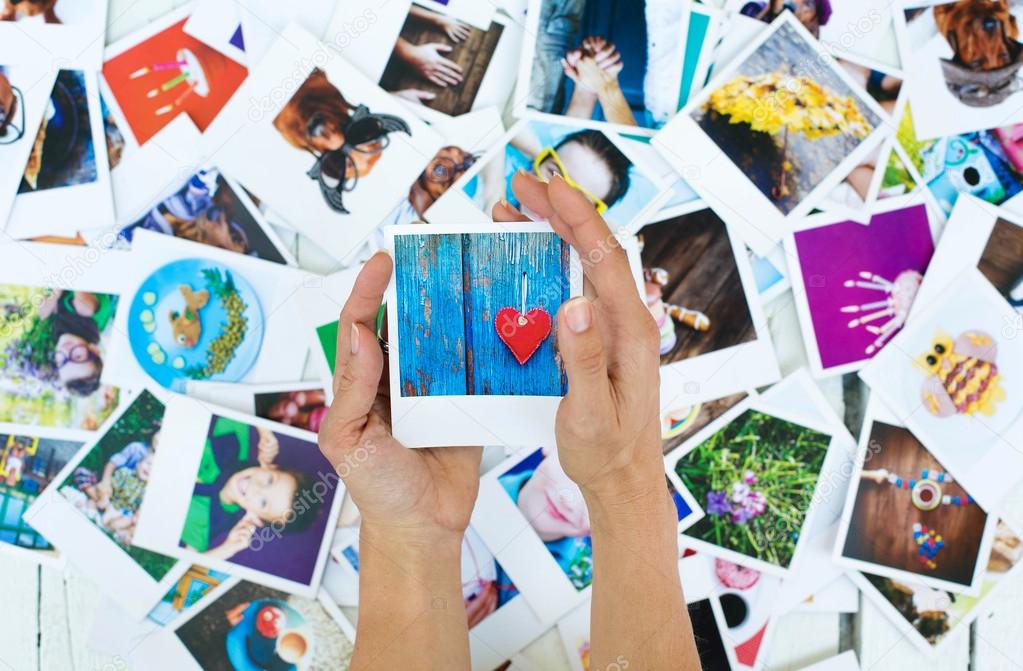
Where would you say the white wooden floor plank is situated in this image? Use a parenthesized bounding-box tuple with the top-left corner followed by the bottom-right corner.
(38, 567, 73, 671)
(765, 612, 840, 671)
(0, 557, 39, 671)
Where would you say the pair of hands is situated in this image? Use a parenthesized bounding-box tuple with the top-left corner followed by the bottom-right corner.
(562, 36, 624, 96)
(395, 13, 470, 102)
(318, 171, 664, 545)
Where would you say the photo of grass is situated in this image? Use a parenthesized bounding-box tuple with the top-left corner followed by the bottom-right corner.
(674, 409, 831, 569)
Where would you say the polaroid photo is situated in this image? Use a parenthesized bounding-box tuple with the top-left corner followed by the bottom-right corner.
(851, 516, 1023, 656)
(0, 426, 83, 567)
(329, 1, 522, 121)
(186, 381, 329, 434)
(472, 445, 703, 624)
(893, 99, 1023, 218)
(834, 397, 998, 598)
(654, 13, 889, 256)
(664, 382, 842, 577)
(201, 24, 443, 263)
(293, 266, 362, 401)
(679, 3, 724, 108)
(0, 0, 108, 70)
(749, 243, 790, 305)
(100, 5, 249, 147)
(235, 0, 338, 66)
(134, 396, 345, 597)
(4, 69, 115, 239)
(132, 578, 355, 671)
(87, 143, 295, 265)
(0, 242, 127, 435)
(23, 389, 189, 620)
(425, 118, 670, 234)
(0, 63, 54, 226)
(183, 0, 246, 65)
(637, 207, 779, 411)
(859, 267, 1023, 509)
(785, 196, 939, 377)
(386, 223, 584, 448)
(895, 1, 1023, 140)
(707, 555, 780, 670)
(515, 0, 691, 134)
(104, 229, 309, 393)
(348, 106, 507, 263)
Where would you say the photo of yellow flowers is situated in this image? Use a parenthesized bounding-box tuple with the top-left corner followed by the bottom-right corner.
(672, 408, 832, 571)
(691, 19, 881, 215)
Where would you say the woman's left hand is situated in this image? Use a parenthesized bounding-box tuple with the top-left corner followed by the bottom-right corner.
(318, 253, 482, 544)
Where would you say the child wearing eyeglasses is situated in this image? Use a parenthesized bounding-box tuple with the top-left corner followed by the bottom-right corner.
(35, 289, 115, 396)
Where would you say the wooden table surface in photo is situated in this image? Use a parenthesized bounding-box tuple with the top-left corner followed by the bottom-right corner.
(2, 3, 1022, 670)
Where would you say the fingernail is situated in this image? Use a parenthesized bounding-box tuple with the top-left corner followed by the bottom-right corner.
(564, 298, 592, 333)
(350, 323, 360, 354)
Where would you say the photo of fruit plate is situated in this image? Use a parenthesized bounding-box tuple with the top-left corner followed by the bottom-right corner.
(127, 258, 264, 391)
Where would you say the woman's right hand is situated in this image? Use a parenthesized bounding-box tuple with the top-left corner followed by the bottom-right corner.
(493, 172, 665, 510)
(405, 42, 464, 87)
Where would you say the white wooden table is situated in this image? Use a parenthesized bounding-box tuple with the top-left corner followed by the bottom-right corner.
(3, 2, 1022, 669)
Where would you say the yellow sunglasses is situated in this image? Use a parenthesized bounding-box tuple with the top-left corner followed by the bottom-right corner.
(533, 147, 609, 215)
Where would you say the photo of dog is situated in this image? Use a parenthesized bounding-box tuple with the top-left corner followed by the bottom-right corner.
(0, 0, 61, 23)
(934, 0, 1019, 72)
(273, 69, 412, 214)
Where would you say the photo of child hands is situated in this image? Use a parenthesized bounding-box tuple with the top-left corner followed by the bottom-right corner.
(319, 171, 699, 670)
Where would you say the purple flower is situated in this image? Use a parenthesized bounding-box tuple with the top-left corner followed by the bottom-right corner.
(743, 470, 757, 485)
(706, 490, 731, 516)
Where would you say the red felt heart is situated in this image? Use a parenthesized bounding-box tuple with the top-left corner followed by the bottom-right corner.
(495, 307, 552, 365)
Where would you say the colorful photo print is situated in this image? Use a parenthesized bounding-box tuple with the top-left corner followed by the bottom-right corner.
(897, 103, 1023, 215)
(522, 0, 689, 130)
(687, 19, 881, 216)
(498, 447, 592, 591)
(393, 230, 570, 398)
(0, 284, 120, 431)
(178, 415, 340, 586)
(897, 1, 1023, 139)
(102, 9, 248, 146)
(789, 201, 936, 374)
(977, 216, 1023, 314)
(0, 432, 81, 557)
(126, 258, 264, 392)
(838, 420, 994, 590)
(712, 557, 779, 669)
(638, 210, 756, 365)
(661, 392, 748, 451)
(117, 167, 289, 264)
(147, 564, 230, 626)
(857, 519, 1023, 652)
(379, 2, 504, 115)
(101, 94, 125, 170)
(56, 390, 176, 581)
(456, 120, 664, 232)
(18, 69, 96, 194)
(173, 581, 354, 671)
(673, 407, 832, 572)
(253, 389, 328, 434)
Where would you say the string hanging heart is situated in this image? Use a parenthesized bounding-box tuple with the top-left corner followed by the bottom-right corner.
(495, 272, 551, 365)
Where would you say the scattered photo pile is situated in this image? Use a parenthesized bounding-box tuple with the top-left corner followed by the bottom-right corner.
(2, 1, 1023, 669)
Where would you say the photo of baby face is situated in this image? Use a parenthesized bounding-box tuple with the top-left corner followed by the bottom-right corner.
(499, 447, 592, 590)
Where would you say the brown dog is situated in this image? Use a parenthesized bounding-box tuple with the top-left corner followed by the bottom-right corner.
(0, 0, 61, 23)
(934, 0, 1020, 71)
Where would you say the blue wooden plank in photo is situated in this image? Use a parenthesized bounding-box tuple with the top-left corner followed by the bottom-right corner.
(394, 234, 467, 397)
(464, 232, 568, 396)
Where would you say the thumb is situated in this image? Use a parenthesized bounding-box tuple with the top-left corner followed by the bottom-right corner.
(557, 297, 612, 417)
(327, 322, 384, 440)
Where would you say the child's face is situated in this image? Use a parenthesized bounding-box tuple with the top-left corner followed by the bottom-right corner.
(516, 450, 590, 542)
(136, 454, 154, 482)
(55, 334, 101, 384)
(225, 466, 298, 524)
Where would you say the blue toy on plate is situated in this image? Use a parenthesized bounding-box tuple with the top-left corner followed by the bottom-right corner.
(127, 258, 263, 392)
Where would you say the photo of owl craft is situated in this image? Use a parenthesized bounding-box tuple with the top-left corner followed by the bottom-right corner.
(127, 258, 263, 391)
(916, 330, 1005, 418)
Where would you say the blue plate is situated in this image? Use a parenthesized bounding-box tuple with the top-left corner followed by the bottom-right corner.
(128, 258, 264, 391)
